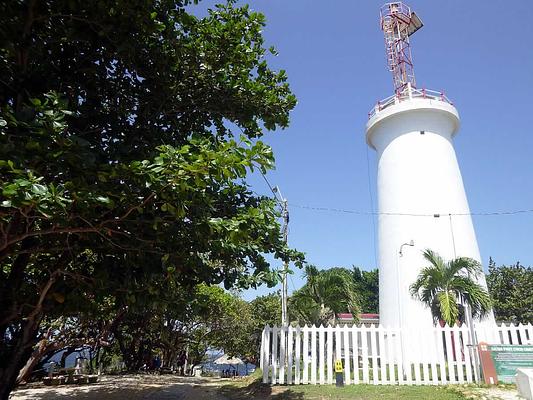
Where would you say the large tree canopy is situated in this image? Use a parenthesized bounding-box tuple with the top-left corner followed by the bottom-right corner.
(0, 0, 303, 397)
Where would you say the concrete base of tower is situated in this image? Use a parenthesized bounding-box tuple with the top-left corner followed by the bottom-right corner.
(365, 95, 495, 334)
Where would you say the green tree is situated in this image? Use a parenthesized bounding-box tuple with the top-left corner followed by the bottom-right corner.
(226, 293, 281, 364)
(289, 266, 360, 326)
(0, 0, 303, 396)
(352, 267, 379, 313)
(410, 249, 492, 326)
(486, 259, 533, 324)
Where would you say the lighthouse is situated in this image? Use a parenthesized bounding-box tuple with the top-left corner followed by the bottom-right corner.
(366, 2, 494, 331)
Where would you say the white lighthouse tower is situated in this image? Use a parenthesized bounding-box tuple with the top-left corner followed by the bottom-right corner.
(366, 3, 494, 331)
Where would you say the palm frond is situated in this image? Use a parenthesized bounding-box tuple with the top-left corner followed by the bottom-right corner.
(437, 290, 459, 326)
(411, 249, 492, 326)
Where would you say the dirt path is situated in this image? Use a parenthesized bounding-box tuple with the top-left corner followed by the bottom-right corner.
(10, 375, 523, 400)
(10, 375, 231, 400)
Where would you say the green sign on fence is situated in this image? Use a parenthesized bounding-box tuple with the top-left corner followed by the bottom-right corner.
(489, 344, 533, 383)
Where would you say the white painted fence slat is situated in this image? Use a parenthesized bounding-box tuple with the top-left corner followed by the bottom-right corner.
(395, 329, 405, 385)
(311, 325, 317, 384)
(319, 325, 325, 385)
(386, 329, 395, 384)
(343, 325, 351, 385)
(378, 326, 387, 384)
(518, 323, 528, 346)
(526, 323, 533, 345)
(261, 326, 268, 383)
(361, 325, 369, 383)
(279, 327, 286, 384)
(411, 328, 422, 385)
(287, 326, 294, 384)
(510, 323, 519, 344)
(302, 325, 309, 384)
(436, 327, 447, 385)
(295, 326, 301, 384)
(452, 326, 464, 384)
(500, 323, 510, 344)
(403, 327, 413, 384)
(444, 326, 455, 384)
(352, 326, 360, 384)
(370, 325, 379, 385)
(418, 328, 429, 385)
(462, 327, 473, 383)
(428, 328, 439, 385)
(327, 326, 333, 384)
(272, 326, 279, 384)
(335, 326, 342, 361)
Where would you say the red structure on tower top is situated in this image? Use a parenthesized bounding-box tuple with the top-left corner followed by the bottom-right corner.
(380, 2, 423, 95)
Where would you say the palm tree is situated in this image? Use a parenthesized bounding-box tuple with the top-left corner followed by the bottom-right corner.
(289, 265, 360, 326)
(410, 249, 492, 326)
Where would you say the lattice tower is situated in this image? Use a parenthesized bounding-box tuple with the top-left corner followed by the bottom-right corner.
(380, 2, 423, 95)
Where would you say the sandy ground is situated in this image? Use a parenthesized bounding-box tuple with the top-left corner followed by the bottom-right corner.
(454, 386, 523, 400)
(10, 375, 231, 400)
(10, 375, 524, 400)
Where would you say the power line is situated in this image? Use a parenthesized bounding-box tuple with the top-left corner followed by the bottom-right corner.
(289, 203, 533, 218)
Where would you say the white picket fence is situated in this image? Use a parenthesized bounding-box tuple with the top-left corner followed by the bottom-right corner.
(260, 323, 533, 385)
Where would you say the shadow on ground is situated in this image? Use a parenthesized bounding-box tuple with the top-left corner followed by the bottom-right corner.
(218, 379, 305, 400)
(10, 375, 212, 400)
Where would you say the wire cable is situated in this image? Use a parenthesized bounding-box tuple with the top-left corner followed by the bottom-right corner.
(289, 203, 533, 218)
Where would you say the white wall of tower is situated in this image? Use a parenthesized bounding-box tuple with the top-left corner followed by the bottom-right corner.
(366, 98, 494, 330)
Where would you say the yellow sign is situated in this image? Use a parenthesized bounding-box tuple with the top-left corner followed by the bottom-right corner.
(335, 359, 343, 373)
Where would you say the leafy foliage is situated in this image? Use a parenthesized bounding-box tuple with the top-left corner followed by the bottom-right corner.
(410, 249, 492, 326)
(0, 0, 303, 396)
(227, 293, 281, 364)
(486, 258, 533, 324)
(352, 267, 379, 313)
(289, 266, 360, 326)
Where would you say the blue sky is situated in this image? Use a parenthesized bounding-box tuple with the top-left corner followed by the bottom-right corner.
(197, 1, 533, 300)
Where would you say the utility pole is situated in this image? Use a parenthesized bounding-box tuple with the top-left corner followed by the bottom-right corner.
(273, 187, 289, 327)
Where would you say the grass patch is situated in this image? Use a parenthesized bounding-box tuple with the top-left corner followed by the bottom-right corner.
(218, 370, 468, 400)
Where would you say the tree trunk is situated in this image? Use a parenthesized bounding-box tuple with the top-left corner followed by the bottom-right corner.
(0, 317, 41, 400)
(16, 337, 60, 384)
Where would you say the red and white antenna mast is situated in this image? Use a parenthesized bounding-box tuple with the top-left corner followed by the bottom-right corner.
(380, 2, 423, 95)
